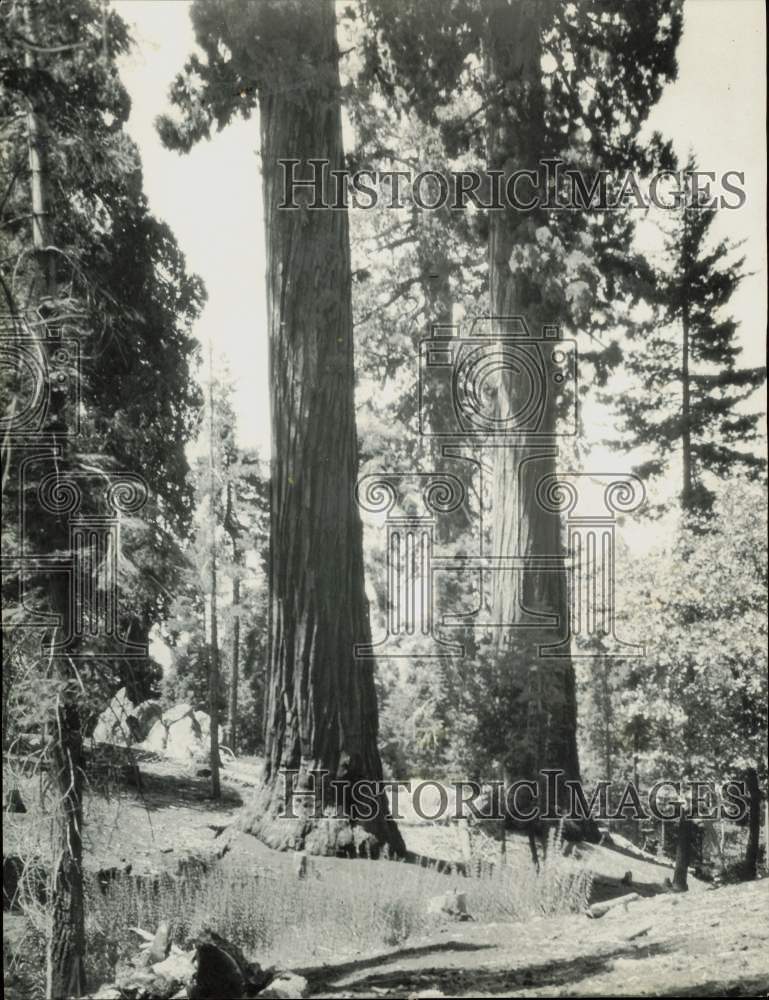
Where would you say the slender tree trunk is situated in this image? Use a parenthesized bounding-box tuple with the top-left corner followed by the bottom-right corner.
(424, 234, 465, 543)
(743, 766, 760, 879)
(208, 349, 221, 799)
(46, 691, 86, 999)
(424, 244, 452, 329)
(25, 31, 56, 302)
(485, 0, 580, 800)
(24, 10, 86, 993)
(225, 479, 241, 752)
(43, 546, 86, 1000)
(228, 571, 240, 750)
(681, 273, 693, 510)
(672, 810, 692, 891)
(601, 661, 613, 786)
(765, 797, 769, 878)
(242, 0, 403, 856)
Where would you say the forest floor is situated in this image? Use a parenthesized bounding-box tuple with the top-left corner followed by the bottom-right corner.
(4, 752, 768, 998)
(301, 878, 769, 997)
(3, 751, 705, 887)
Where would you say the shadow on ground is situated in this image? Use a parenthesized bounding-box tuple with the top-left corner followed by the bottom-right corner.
(306, 941, 673, 996)
(656, 976, 769, 998)
(132, 767, 243, 812)
(297, 940, 494, 988)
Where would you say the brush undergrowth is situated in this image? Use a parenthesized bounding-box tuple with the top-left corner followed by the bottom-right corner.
(6, 826, 592, 997)
(84, 826, 590, 966)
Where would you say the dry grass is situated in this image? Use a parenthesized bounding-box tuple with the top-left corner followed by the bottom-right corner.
(5, 826, 591, 996)
(79, 826, 591, 970)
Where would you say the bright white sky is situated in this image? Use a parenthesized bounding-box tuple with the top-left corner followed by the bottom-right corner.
(114, 0, 766, 483)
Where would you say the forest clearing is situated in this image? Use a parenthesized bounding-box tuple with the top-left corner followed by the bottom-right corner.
(4, 743, 768, 997)
(1, 0, 767, 997)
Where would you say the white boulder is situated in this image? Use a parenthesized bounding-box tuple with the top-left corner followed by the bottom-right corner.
(194, 710, 211, 738)
(165, 713, 203, 761)
(134, 701, 163, 741)
(426, 889, 470, 921)
(92, 687, 137, 745)
(143, 718, 168, 754)
(162, 703, 194, 727)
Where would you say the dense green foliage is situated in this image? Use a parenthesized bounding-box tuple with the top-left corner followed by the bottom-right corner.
(1, 0, 203, 730)
(161, 368, 269, 753)
(579, 476, 768, 789)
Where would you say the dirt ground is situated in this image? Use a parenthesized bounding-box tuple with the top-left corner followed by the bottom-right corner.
(4, 754, 250, 880)
(299, 879, 769, 997)
(4, 754, 768, 998)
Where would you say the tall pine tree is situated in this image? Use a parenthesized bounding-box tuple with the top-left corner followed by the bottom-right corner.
(616, 153, 766, 513)
(1, 2, 202, 991)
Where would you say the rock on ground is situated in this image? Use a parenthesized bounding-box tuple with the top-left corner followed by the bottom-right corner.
(92, 687, 137, 746)
(133, 704, 214, 763)
(426, 889, 471, 921)
(260, 972, 310, 999)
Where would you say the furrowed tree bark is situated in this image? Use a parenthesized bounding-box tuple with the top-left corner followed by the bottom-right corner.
(486, 0, 580, 796)
(242, 0, 404, 857)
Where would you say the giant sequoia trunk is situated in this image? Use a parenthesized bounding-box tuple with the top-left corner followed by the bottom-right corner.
(242, 0, 404, 856)
(486, 0, 580, 793)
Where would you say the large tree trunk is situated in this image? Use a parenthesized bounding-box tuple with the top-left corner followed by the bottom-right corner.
(485, 0, 580, 795)
(242, 0, 404, 857)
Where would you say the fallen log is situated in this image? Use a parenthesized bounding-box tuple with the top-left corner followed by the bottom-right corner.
(591, 871, 634, 889)
(586, 892, 641, 919)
